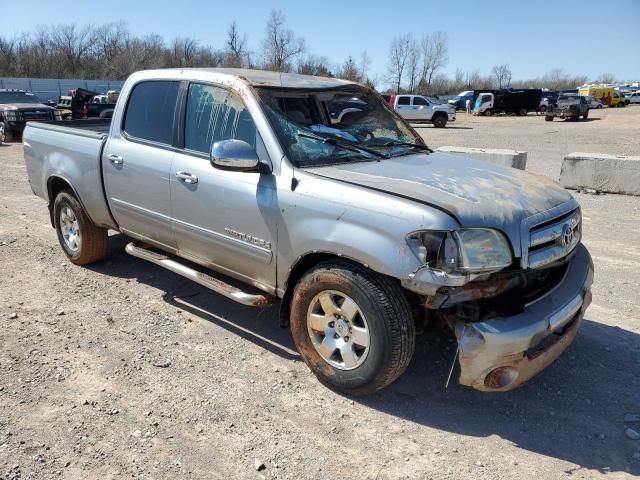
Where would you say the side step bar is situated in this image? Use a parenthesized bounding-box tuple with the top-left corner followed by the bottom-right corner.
(125, 242, 273, 308)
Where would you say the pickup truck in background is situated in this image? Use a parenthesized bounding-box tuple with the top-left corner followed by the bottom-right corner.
(0, 89, 60, 142)
(473, 89, 542, 116)
(57, 88, 119, 119)
(23, 68, 593, 395)
(545, 94, 590, 121)
(448, 90, 474, 111)
(387, 94, 456, 127)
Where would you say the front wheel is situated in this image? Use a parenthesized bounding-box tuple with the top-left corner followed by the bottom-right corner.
(539, 105, 547, 113)
(53, 190, 108, 265)
(290, 261, 416, 395)
(432, 115, 447, 128)
(484, 109, 493, 116)
(545, 115, 553, 121)
(583, 110, 589, 120)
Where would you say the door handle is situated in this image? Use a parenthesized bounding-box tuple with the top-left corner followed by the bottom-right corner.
(108, 154, 123, 166)
(175, 171, 198, 184)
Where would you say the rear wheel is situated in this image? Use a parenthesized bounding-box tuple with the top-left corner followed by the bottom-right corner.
(290, 261, 415, 395)
(583, 109, 589, 120)
(432, 114, 447, 128)
(518, 108, 527, 116)
(53, 190, 108, 265)
(539, 105, 547, 113)
(545, 115, 553, 121)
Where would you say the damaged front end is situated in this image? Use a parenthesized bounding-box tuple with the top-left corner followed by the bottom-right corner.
(401, 222, 593, 392)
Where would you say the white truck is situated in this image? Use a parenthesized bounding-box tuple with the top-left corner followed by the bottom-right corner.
(387, 94, 456, 127)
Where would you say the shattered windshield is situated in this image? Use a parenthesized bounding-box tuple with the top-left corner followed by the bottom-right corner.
(257, 87, 428, 167)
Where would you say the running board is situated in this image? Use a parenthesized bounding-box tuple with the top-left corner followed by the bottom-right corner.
(125, 242, 273, 308)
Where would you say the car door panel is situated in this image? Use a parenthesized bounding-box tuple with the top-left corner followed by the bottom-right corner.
(170, 82, 277, 291)
(103, 80, 180, 249)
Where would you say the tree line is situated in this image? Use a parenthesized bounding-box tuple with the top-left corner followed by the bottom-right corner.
(0, 12, 625, 95)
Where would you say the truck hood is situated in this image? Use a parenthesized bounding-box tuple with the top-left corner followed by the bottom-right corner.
(306, 152, 576, 256)
(0, 103, 54, 111)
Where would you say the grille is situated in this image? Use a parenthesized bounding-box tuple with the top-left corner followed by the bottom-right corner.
(527, 208, 581, 269)
(20, 109, 54, 121)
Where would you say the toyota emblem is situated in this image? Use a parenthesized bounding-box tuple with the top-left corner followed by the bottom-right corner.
(560, 224, 574, 248)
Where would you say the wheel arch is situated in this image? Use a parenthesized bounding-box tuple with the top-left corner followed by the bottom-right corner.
(46, 176, 89, 227)
(279, 252, 378, 328)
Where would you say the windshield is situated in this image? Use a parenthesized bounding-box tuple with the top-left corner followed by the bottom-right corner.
(558, 95, 579, 103)
(0, 92, 43, 104)
(256, 87, 426, 167)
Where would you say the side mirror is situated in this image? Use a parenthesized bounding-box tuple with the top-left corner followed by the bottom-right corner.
(210, 139, 269, 173)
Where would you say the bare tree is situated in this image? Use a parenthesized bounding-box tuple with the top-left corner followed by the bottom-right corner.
(492, 64, 512, 88)
(261, 10, 305, 72)
(386, 33, 412, 93)
(417, 32, 448, 94)
(224, 22, 247, 68)
(359, 51, 371, 84)
(296, 55, 332, 76)
(406, 38, 421, 92)
(595, 72, 617, 84)
(47, 24, 98, 77)
(337, 55, 361, 82)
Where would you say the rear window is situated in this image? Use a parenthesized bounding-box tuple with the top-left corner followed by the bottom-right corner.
(123, 81, 179, 145)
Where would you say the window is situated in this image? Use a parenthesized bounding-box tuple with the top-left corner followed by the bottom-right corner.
(397, 96, 410, 106)
(185, 83, 257, 154)
(123, 81, 179, 145)
(412, 96, 428, 106)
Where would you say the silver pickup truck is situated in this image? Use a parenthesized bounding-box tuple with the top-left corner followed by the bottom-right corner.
(23, 68, 593, 395)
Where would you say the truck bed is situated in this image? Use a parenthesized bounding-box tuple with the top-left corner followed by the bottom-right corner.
(23, 118, 116, 230)
(26, 118, 112, 137)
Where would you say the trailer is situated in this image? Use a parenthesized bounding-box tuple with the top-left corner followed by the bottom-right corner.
(473, 89, 542, 116)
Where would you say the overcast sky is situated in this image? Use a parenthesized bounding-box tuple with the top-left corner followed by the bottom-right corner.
(3, 0, 639, 84)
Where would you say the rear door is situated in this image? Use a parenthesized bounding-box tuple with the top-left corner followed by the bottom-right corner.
(394, 95, 413, 119)
(169, 82, 277, 291)
(103, 80, 180, 249)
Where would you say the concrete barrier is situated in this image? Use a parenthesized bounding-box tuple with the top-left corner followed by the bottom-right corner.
(435, 146, 527, 170)
(560, 152, 640, 196)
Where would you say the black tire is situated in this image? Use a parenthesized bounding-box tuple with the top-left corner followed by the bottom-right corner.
(545, 115, 553, 121)
(53, 190, 108, 265)
(0, 121, 13, 143)
(539, 105, 547, 113)
(484, 109, 493, 117)
(583, 109, 589, 120)
(290, 261, 415, 395)
(518, 108, 527, 116)
(432, 114, 447, 128)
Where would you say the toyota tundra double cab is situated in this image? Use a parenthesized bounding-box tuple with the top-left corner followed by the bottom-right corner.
(23, 68, 593, 395)
(545, 94, 590, 121)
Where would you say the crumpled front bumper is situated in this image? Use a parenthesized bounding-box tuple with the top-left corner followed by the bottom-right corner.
(455, 243, 594, 392)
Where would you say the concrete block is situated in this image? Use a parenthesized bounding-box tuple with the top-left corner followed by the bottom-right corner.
(435, 146, 527, 170)
(560, 152, 640, 196)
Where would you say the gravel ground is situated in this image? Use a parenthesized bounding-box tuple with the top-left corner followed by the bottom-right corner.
(414, 105, 640, 179)
(1, 119, 639, 480)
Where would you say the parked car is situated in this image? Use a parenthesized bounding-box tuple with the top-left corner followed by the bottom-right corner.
(584, 95, 604, 109)
(627, 91, 640, 104)
(388, 94, 455, 127)
(23, 68, 593, 395)
(545, 94, 590, 121)
(448, 90, 474, 110)
(0, 89, 61, 142)
(473, 89, 542, 116)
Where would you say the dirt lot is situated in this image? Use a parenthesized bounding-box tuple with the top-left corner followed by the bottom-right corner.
(415, 105, 640, 179)
(1, 108, 640, 480)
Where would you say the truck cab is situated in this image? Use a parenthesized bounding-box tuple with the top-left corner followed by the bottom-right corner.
(388, 94, 455, 127)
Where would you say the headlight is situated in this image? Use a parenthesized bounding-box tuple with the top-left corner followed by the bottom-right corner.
(3, 110, 17, 121)
(407, 228, 512, 274)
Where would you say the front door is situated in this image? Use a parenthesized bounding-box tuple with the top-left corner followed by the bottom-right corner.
(103, 80, 180, 249)
(170, 82, 277, 292)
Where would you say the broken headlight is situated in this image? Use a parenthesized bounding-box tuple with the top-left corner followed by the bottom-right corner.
(407, 228, 512, 274)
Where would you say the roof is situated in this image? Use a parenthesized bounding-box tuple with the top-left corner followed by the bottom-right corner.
(203, 68, 357, 89)
(132, 68, 356, 90)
